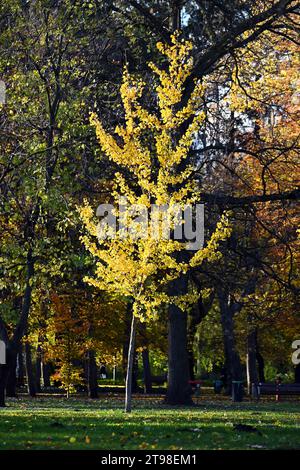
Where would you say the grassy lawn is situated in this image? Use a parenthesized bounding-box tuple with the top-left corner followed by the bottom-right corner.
(0, 395, 299, 450)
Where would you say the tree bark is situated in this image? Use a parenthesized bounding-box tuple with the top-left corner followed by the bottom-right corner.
(218, 289, 243, 395)
(166, 272, 192, 405)
(246, 327, 258, 394)
(170, 0, 182, 31)
(25, 342, 36, 398)
(187, 306, 198, 381)
(87, 349, 98, 398)
(132, 351, 139, 393)
(17, 346, 25, 387)
(122, 304, 132, 379)
(125, 314, 138, 413)
(35, 345, 42, 393)
(256, 333, 265, 383)
(166, 303, 192, 404)
(0, 364, 8, 407)
(142, 348, 152, 394)
(42, 362, 51, 387)
(6, 352, 18, 397)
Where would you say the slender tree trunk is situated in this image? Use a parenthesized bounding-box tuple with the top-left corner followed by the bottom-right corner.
(87, 349, 98, 399)
(142, 348, 152, 394)
(256, 332, 265, 383)
(36, 345, 42, 393)
(132, 351, 139, 393)
(42, 362, 51, 387)
(125, 314, 138, 413)
(246, 327, 258, 395)
(17, 346, 25, 387)
(218, 289, 242, 396)
(187, 309, 197, 381)
(1, 248, 35, 405)
(170, 0, 182, 31)
(187, 304, 202, 381)
(25, 342, 36, 398)
(122, 304, 132, 379)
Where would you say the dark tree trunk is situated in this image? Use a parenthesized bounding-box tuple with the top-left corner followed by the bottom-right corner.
(6, 352, 18, 397)
(256, 333, 265, 383)
(246, 327, 258, 394)
(295, 364, 300, 384)
(87, 349, 98, 398)
(187, 349, 195, 381)
(166, 302, 192, 404)
(42, 362, 51, 387)
(218, 289, 242, 396)
(132, 351, 139, 393)
(0, 346, 16, 406)
(187, 307, 197, 381)
(188, 289, 215, 381)
(25, 342, 36, 398)
(166, 272, 192, 405)
(35, 345, 42, 393)
(17, 347, 25, 387)
(170, 0, 182, 31)
(142, 348, 152, 394)
(0, 363, 8, 407)
(0, 249, 35, 406)
(256, 351, 265, 383)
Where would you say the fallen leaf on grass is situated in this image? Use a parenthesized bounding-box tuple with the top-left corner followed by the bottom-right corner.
(248, 445, 267, 449)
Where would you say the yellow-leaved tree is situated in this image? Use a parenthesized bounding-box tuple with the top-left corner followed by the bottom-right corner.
(79, 34, 231, 412)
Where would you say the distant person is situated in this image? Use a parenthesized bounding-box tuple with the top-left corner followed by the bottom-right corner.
(100, 364, 107, 379)
(220, 367, 227, 389)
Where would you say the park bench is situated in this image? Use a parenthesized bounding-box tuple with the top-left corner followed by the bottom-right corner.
(256, 382, 300, 401)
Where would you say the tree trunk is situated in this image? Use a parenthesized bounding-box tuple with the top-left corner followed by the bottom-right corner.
(0, 364, 8, 407)
(246, 327, 258, 395)
(295, 364, 300, 384)
(42, 362, 51, 387)
(125, 314, 138, 413)
(142, 348, 152, 394)
(187, 303, 204, 381)
(35, 345, 42, 393)
(170, 0, 182, 31)
(166, 274, 192, 405)
(122, 304, 132, 379)
(132, 351, 139, 393)
(17, 347, 25, 387)
(25, 342, 36, 398)
(187, 307, 197, 381)
(256, 333, 265, 383)
(0, 248, 35, 405)
(87, 349, 98, 399)
(166, 303, 192, 404)
(6, 353, 18, 397)
(218, 289, 242, 396)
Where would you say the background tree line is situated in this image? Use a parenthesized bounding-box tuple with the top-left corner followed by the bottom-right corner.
(0, 0, 299, 407)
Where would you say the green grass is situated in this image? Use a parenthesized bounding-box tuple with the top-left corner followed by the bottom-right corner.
(0, 395, 299, 450)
